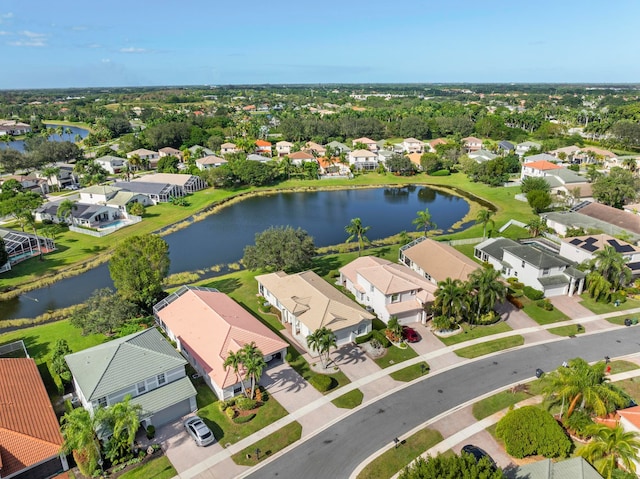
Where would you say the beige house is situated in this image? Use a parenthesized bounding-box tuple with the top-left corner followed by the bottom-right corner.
(352, 137, 378, 152)
(348, 149, 379, 170)
(462, 136, 483, 152)
(256, 271, 374, 353)
(304, 141, 326, 157)
(154, 286, 288, 400)
(126, 148, 159, 168)
(401, 138, 424, 154)
(158, 147, 183, 161)
(399, 237, 480, 285)
(220, 142, 238, 155)
(275, 141, 293, 157)
(288, 150, 316, 166)
(196, 155, 227, 170)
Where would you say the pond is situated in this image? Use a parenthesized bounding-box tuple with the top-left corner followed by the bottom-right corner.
(0, 185, 470, 320)
(0, 123, 89, 152)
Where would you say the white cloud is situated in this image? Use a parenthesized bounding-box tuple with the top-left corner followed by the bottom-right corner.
(0, 31, 10, 35)
(0, 12, 13, 20)
(21, 30, 46, 39)
(8, 30, 47, 47)
(119, 47, 146, 53)
(101, 58, 111, 63)
(9, 40, 46, 47)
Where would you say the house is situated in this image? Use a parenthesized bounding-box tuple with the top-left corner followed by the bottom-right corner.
(543, 211, 640, 243)
(407, 153, 422, 170)
(352, 137, 378, 152)
(318, 157, 350, 176)
(220, 142, 238, 155)
(247, 154, 272, 163)
(304, 141, 326, 157)
(515, 141, 542, 157)
(187, 145, 214, 158)
(275, 141, 293, 157)
(509, 457, 603, 479)
(427, 138, 447, 153)
(130, 172, 207, 193)
(159, 147, 183, 161)
(498, 140, 515, 154)
(559, 234, 640, 274)
(618, 405, 640, 434)
(94, 155, 128, 175)
(126, 148, 159, 168)
(339, 256, 436, 324)
(154, 286, 288, 400)
(326, 140, 351, 154)
(576, 146, 617, 164)
(548, 145, 581, 161)
(65, 328, 197, 428)
(474, 237, 585, 297)
(288, 151, 317, 166)
(0, 174, 49, 195)
(399, 237, 480, 285)
(348, 149, 379, 170)
(577, 202, 640, 237)
(256, 270, 374, 353)
(196, 155, 227, 170)
(462, 136, 483, 153)
(36, 201, 122, 228)
(520, 159, 562, 180)
(113, 181, 184, 204)
(0, 228, 55, 272)
(0, 358, 69, 478)
(0, 120, 31, 135)
(255, 140, 272, 156)
(36, 162, 78, 189)
(468, 149, 497, 163)
(401, 138, 424, 154)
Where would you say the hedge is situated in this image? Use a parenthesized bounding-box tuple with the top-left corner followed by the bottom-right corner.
(523, 286, 544, 300)
(429, 169, 451, 176)
(355, 331, 374, 344)
(236, 397, 257, 411)
(309, 374, 333, 392)
(507, 294, 523, 309)
(233, 413, 256, 424)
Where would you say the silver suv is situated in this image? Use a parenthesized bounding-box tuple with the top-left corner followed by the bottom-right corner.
(184, 416, 215, 447)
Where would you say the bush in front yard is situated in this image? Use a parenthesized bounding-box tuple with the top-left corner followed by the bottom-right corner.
(372, 329, 390, 348)
(523, 286, 544, 300)
(564, 410, 595, 439)
(236, 397, 257, 411)
(233, 413, 256, 424)
(309, 374, 333, 392)
(225, 407, 236, 419)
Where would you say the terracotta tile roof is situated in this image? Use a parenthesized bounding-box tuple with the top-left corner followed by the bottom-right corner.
(523, 160, 562, 171)
(429, 138, 447, 147)
(350, 149, 377, 158)
(580, 146, 616, 158)
(0, 359, 63, 477)
(462, 136, 482, 143)
(407, 153, 422, 166)
(618, 405, 640, 429)
(156, 288, 288, 389)
(255, 140, 271, 147)
(402, 238, 480, 282)
(289, 151, 315, 160)
(352, 137, 376, 144)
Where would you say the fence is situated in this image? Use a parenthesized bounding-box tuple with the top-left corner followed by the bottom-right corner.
(499, 219, 527, 232)
(0, 340, 29, 358)
(69, 215, 142, 237)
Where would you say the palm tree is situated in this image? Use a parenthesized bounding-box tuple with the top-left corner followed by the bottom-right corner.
(104, 395, 142, 462)
(345, 217, 370, 257)
(57, 199, 77, 224)
(525, 217, 549, 237)
(586, 271, 613, 303)
(433, 278, 468, 325)
(41, 165, 60, 189)
(591, 245, 632, 292)
(223, 349, 247, 397)
(74, 133, 82, 144)
(306, 327, 337, 369)
(64, 127, 73, 140)
(542, 358, 627, 419)
(476, 209, 495, 239)
(279, 156, 294, 180)
(386, 316, 403, 342)
(580, 424, 640, 479)
(468, 267, 506, 322)
(60, 407, 103, 477)
(412, 208, 436, 236)
(128, 154, 141, 172)
(241, 342, 267, 400)
(55, 125, 64, 139)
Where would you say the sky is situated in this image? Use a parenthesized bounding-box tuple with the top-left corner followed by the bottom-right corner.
(1, 0, 640, 89)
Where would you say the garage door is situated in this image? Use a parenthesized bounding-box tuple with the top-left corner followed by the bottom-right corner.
(151, 398, 192, 427)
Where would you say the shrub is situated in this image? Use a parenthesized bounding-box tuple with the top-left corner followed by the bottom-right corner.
(496, 406, 572, 458)
(523, 286, 544, 300)
(219, 397, 237, 411)
(430, 169, 451, 176)
(236, 397, 257, 411)
(355, 331, 374, 344)
(612, 291, 627, 304)
(564, 410, 595, 439)
(145, 425, 155, 440)
(507, 294, 523, 309)
(507, 278, 524, 290)
(476, 311, 499, 325)
(254, 388, 263, 403)
(309, 374, 333, 392)
(233, 413, 256, 424)
(285, 351, 294, 362)
(543, 300, 554, 311)
(371, 329, 390, 348)
(432, 315, 455, 331)
(225, 407, 236, 419)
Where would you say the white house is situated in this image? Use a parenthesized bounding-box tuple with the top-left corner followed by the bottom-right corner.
(474, 237, 585, 297)
(95, 155, 128, 175)
(352, 137, 378, 152)
(256, 270, 374, 354)
(348, 149, 379, 170)
(559, 234, 640, 275)
(515, 141, 542, 157)
(196, 155, 227, 170)
(159, 147, 183, 162)
(339, 256, 436, 325)
(289, 150, 317, 166)
(220, 142, 238, 155)
(255, 140, 272, 156)
(65, 328, 197, 428)
(520, 159, 562, 180)
(276, 141, 293, 157)
(401, 138, 424, 154)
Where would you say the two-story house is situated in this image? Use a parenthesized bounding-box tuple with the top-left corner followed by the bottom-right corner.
(559, 234, 640, 275)
(275, 141, 293, 157)
(520, 158, 562, 180)
(352, 137, 378, 152)
(289, 151, 317, 166)
(474, 237, 585, 297)
(65, 328, 197, 428)
(220, 142, 238, 155)
(515, 141, 542, 157)
(339, 256, 436, 325)
(126, 148, 159, 169)
(256, 270, 374, 354)
(348, 149, 379, 170)
(95, 155, 128, 175)
(462, 136, 483, 153)
(401, 138, 424, 154)
(255, 140, 272, 156)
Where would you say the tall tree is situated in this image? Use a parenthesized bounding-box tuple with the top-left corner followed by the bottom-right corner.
(306, 327, 337, 369)
(50, 339, 72, 383)
(468, 267, 506, 322)
(433, 278, 469, 325)
(412, 208, 437, 236)
(345, 217, 371, 256)
(102, 395, 142, 463)
(60, 407, 103, 477)
(525, 217, 549, 237)
(476, 209, 495, 239)
(241, 342, 267, 400)
(109, 234, 170, 309)
(57, 199, 77, 223)
(70, 288, 139, 335)
(592, 167, 638, 209)
(242, 226, 316, 272)
(580, 424, 640, 479)
(590, 245, 632, 292)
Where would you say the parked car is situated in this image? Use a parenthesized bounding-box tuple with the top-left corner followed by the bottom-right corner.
(461, 444, 496, 469)
(402, 326, 420, 343)
(184, 416, 215, 447)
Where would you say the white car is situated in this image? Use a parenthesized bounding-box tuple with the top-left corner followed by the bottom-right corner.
(184, 416, 215, 447)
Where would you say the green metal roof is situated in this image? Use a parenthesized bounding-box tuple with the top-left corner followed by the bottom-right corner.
(131, 376, 196, 418)
(65, 328, 186, 401)
(107, 190, 137, 206)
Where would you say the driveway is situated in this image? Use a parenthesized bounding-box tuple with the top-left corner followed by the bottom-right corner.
(550, 295, 594, 319)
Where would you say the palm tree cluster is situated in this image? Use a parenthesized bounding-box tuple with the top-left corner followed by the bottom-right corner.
(432, 267, 506, 330)
(60, 395, 142, 477)
(585, 246, 632, 303)
(223, 342, 267, 400)
(306, 326, 337, 369)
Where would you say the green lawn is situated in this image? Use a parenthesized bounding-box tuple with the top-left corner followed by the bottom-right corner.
(117, 455, 176, 479)
(472, 381, 545, 420)
(605, 314, 638, 326)
(0, 320, 106, 396)
(374, 344, 418, 368)
(548, 324, 585, 337)
(331, 389, 364, 409)
(231, 422, 302, 466)
(614, 377, 640, 402)
(455, 335, 525, 359)
(522, 299, 570, 325)
(389, 362, 430, 382)
(578, 294, 640, 315)
(197, 391, 289, 446)
(437, 322, 512, 346)
(356, 428, 443, 479)
(609, 360, 640, 373)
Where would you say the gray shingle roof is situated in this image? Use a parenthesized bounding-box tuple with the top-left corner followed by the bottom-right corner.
(65, 328, 186, 401)
(113, 181, 171, 195)
(503, 245, 568, 269)
(131, 376, 195, 418)
(476, 238, 520, 261)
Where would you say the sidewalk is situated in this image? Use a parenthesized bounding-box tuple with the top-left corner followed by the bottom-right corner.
(174, 303, 640, 479)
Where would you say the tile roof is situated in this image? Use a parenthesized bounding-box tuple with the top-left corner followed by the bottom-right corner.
(618, 405, 640, 430)
(403, 138, 423, 144)
(523, 160, 562, 171)
(579, 202, 640, 235)
(196, 155, 227, 165)
(402, 238, 480, 282)
(220, 142, 236, 148)
(255, 140, 272, 147)
(0, 359, 63, 477)
(353, 137, 376, 144)
(513, 457, 603, 479)
(159, 147, 182, 155)
(289, 151, 315, 160)
(131, 173, 195, 187)
(407, 153, 422, 166)
(65, 328, 186, 401)
(462, 136, 482, 143)
(350, 149, 377, 158)
(155, 287, 288, 390)
(127, 148, 158, 156)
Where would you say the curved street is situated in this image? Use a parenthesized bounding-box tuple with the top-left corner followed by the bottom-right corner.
(245, 328, 640, 479)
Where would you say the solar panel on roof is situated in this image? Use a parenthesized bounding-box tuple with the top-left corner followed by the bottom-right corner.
(569, 238, 582, 245)
(607, 239, 634, 253)
(584, 237, 597, 245)
(583, 244, 598, 252)
(628, 262, 640, 271)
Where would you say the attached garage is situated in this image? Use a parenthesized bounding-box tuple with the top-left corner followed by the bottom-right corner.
(133, 376, 197, 428)
(150, 398, 193, 427)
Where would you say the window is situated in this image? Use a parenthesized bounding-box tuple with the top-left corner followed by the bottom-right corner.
(391, 294, 399, 303)
(542, 268, 549, 276)
(157, 373, 166, 385)
(137, 381, 147, 394)
(370, 285, 374, 293)
(97, 397, 107, 407)
(521, 261, 525, 268)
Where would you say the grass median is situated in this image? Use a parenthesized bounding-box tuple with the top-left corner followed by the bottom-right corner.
(231, 422, 302, 466)
(118, 456, 176, 479)
(389, 362, 430, 382)
(454, 335, 524, 359)
(437, 322, 512, 346)
(332, 389, 364, 409)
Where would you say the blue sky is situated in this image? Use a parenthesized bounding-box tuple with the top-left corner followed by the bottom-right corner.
(1, 0, 639, 89)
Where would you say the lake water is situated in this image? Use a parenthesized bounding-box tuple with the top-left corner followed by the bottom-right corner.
(0, 186, 469, 320)
(0, 123, 89, 152)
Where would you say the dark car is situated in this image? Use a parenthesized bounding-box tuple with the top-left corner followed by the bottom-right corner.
(461, 444, 496, 469)
(535, 368, 544, 378)
(402, 326, 420, 343)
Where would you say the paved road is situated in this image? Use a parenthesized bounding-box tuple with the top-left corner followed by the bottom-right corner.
(246, 328, 640, 479)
